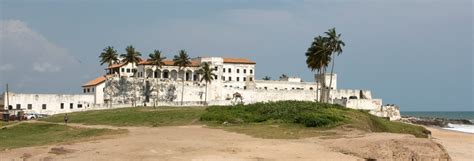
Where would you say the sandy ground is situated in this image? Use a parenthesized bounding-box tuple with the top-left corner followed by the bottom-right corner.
(426, 127, 474, 161)
(0, 123, 455, 161)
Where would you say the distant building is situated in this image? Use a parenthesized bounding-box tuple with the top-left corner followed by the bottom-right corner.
(0, 56, 400, 120)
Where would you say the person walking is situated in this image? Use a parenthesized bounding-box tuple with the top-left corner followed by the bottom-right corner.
(64, 113, 69, 125)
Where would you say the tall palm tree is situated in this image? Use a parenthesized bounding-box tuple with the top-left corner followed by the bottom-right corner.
(120, 45, 142, 76)
(197, 62, 216, 105)
(173, 50, 192, 105)
(279, 74, 289, 80)
(99, 46, 119, 107)
(305, 36, 332, 102)
(120, 45, 142, 106)
(148, 50, 166, 107)
(324, 28, 345, 101)
(99, 46, 119, 67)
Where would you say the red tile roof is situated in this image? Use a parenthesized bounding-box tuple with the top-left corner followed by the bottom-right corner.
(139, 60, 201, 67)
(223, 58, 256, 64)
(107, 63, 126, 69)
(82, 75, 107, 87)
(106, 57, 255, 69)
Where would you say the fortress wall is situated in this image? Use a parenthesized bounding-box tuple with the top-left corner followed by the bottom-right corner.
(3, 93, 95, 115)
(334, 99, 382, 110)
(331, 89, 372, 99)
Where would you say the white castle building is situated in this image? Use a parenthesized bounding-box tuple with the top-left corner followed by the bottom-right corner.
(1, 56, 400, 120)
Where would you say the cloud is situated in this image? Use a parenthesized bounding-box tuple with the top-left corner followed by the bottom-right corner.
(33, 62, 60, 72)
(224, 9, 294, 25)
(0, 64, 13, 71)
(0, 20, 77, 73)
(0, 20, 82, 93)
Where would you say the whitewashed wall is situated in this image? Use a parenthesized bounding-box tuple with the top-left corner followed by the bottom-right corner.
(2, 93, 95, 115)
(333, 99, 382, 110)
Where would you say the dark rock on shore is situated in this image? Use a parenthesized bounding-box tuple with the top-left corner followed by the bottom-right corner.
(401, 116, 473, 128)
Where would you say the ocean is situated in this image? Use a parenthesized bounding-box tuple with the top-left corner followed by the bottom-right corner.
(401, 111, 474, 134)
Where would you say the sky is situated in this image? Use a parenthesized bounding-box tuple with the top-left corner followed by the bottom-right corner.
(0, 0, 472, 111)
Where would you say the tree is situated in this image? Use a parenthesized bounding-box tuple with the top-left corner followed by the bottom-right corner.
(279, 74, 289, 80)
(197, 62, 216, 105)
(173, 50, 192, 105)
(99, 46, 119, 107)
(262, 76, 271, 80)
(120, 45, 142, 75)
(305, 36, 332, 102)
(120, 45, 142, 106)
(99, 46, 119, 67)
(148, 50, 166, 107)
(324, 28, 345, 102)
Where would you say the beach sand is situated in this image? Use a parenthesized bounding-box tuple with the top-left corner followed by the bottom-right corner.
(0, 123, 454, 161)
(426, 127, 474, 161)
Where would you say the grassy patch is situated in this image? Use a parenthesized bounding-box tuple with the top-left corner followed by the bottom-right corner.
(209, 123, 337, 139)
(41, 107, 205, 127)
(0, 121, 16, 127)
(40, 101, 429, 138)
(0, 123, 126, 150)
(201, 101, 429, 138)
(201, 101, 349, 128)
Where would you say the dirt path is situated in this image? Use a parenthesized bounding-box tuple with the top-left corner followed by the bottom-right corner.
(1, 122, 453, 161)
(1, 125, 359, 161)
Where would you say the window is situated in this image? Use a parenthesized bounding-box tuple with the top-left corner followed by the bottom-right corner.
(222, 76, 225, 81)
(250, 69, 253, 74)
(61, 103, 64, 109)
(237, 77, 240, 82)
(83, 89, 86, 93)
(264, 87, 267, 90)
(87, 88, 90, 93)
(78, 104, 83, 108)
(214, 67, 218, 71)
(121, 68, 124, 73)
(243, 77, 246, 81)
(16, 104, 21, 110)
(28, 104, 32, 110)
(70, 103, 73, 109)
(244, 86, 247, 90)
(223, 68, 225, 73)
(310, 87, 314, 90)
(249, 77, 253, 81)
(237, 69, 240, 73)
(214, 75, 218, 79)
(127, 68, 130, 73)
(42, 104, 47, 110)
(228, 77, 232, 81)
(244, 69, 247, 73)
(92, 88, 95, 92)
(228, 68, 231, 73)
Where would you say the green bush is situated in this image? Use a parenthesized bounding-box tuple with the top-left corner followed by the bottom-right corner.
(201, 101, 348, 128)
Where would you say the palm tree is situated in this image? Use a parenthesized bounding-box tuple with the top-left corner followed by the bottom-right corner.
(148, 50, 166, 107)
(262, 76, 271, 80)
(120, 45, 142, 106)
(99, 46, 119, 67)
(120, 45, 142, 76)
(197, 62, 217, 105)
(305, 36, 332, 102)
(99, 46, 119, 107)
(279, 74, 289, 80)
(173, 50, 192, 105)
(324, 28, 345, 101)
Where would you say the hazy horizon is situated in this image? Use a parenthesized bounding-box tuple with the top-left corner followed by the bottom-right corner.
(0, 0, 472, 111)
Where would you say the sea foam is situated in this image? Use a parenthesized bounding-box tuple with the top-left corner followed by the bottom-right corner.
(443, 123, 474, 134)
